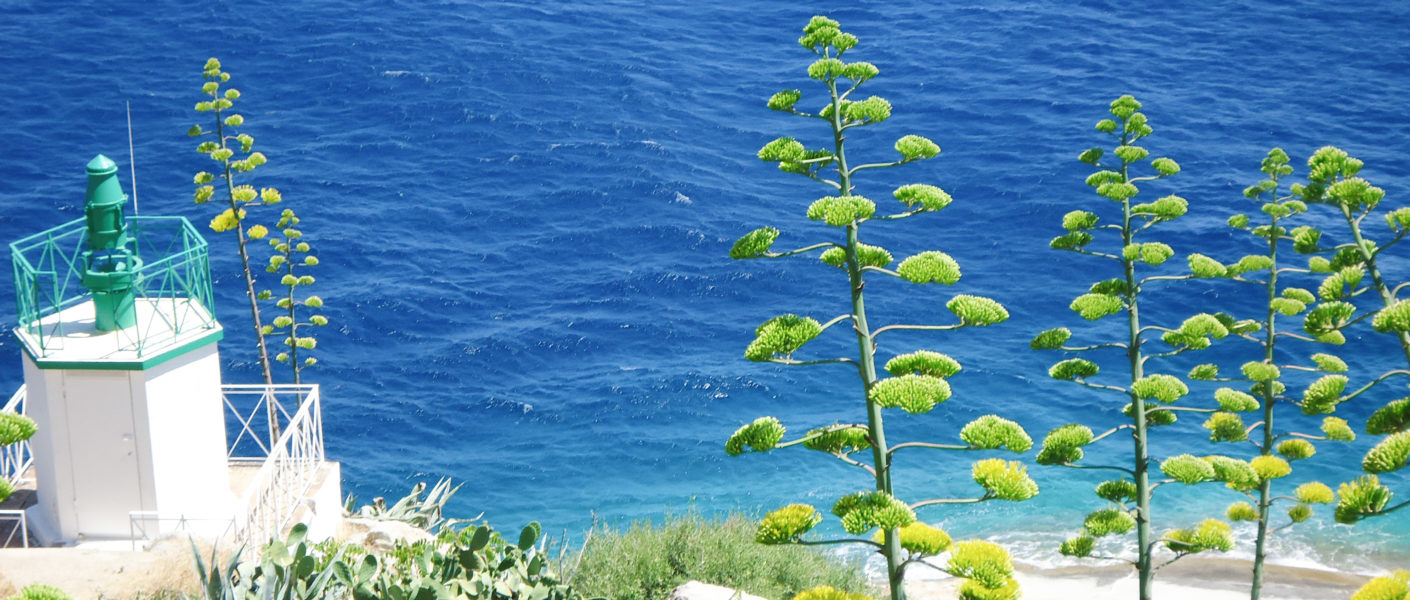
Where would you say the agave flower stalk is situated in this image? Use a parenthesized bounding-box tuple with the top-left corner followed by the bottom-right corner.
(190, 57, 285, 443)
(260, 208, 329, 396)
(726, 17, 1036, 600)
(1294, 147, 1410, 523)
(1186, 148, 1350, 600)
(1031, 95, 1245, 600)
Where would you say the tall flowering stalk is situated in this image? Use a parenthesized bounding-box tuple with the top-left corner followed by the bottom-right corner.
(1032, 95, 1245, 600)
(726, 17, 1035, 600)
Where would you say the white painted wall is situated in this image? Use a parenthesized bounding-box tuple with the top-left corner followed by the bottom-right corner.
(23, 342, 235, 542)
(143, 344, 235, 537)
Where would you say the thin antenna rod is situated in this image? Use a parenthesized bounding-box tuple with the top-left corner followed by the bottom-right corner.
(126, 101, 139, 215)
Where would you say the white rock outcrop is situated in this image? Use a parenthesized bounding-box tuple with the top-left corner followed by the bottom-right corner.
(667, 580, 770, 600)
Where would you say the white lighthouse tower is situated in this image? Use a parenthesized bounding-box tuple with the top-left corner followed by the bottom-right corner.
(12, 155, 234, 544)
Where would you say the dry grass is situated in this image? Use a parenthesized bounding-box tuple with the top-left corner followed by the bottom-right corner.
(0, 537, 232, 599)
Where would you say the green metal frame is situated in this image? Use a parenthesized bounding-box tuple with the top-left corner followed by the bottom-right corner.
(11, 215, 218, 360)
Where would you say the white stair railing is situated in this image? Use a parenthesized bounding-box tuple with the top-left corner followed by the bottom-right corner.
(223, 384, 324, 550)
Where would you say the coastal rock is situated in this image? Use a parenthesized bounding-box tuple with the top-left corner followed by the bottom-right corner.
(667, 581, 768, 600)
(337, 517, 436, 553)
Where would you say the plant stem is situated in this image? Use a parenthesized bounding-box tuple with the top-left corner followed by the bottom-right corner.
(1251, 211, 1280, 600)
(214, 100, 279, 444)
(1120, 139, 1154, 600)
(827, 70, 904, 600)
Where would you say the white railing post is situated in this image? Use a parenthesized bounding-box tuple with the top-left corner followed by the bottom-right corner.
(223, 384, 325, 551)
(2, 385, 33, 488)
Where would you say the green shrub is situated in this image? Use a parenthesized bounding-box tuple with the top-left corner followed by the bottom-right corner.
(571, 512, 871, 600)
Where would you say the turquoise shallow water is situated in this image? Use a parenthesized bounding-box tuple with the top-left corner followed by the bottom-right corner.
(1, 0, 1408, 574)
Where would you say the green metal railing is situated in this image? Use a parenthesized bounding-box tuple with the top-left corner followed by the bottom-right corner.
(11, 216, 216, 358)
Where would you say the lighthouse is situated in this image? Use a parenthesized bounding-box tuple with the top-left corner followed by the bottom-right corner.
(11, 155, 233, 544)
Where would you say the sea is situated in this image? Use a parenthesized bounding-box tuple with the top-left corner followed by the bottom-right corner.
(0, 0, 1407, 578)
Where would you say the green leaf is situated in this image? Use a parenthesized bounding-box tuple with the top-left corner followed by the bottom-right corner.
(744, 314, 822, 361)
(869, 374, 951, 414)
(1070, 293, 1122, 320)
(893, 183, 952, 211)
(947, 295, 1009, 325)
(806, 196, 876, 226)
(729, 227, 780, 259)
(725, 416, 786, 456)
(885, 350, 961, 378)
(896, 251, 960, 284)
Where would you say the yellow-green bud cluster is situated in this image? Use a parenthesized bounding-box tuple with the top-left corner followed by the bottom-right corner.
(1301, 375, 1348, 414)
(871, 521, 952, 555)
(1161, 454, 1214, 484)
(869, 374, 951, 414)
(1036, 424, 1094, 465)
(725, 416, 786, 456)
(972, 458, 1039, 501)
(1322, 416, 1357, 442)
(885, 350, 961, 378)
(1070, 293, 1123, 320)
(744, 314, 822, 361)
(1164, 519, 1233, 553)
(1131, 374, 1188, 403)
(1030, 327, 1071, 350)
(1363, 431, 1410, 474)
(946, 540, 1014, 590)
(807, 196, 876, 226)
(831, 491, 915, 535)
(948, 295, 1009, 326)
(820, 243, 893, 270)
(1367, 398, 1410, 435)
(1203, 412, 1246, 442)
(897, 251, 960, 284)
(756, 504, 822, 543)
(960, 416, 1032, 452)
(1335, 475, 1391, 524)
(729, 227, 780, 259)
(0, 413, 38, 445)
(1083, 508, 1135, 537)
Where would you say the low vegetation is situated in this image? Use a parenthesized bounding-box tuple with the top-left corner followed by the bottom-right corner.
(570, 512, 871, 600)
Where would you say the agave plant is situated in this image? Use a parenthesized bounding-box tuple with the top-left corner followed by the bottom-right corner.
(725, 17, 1035, 600)
(1291, 147, 1410, 523)
(1031, 95, 1248, 600)
(259, 208, 330, 391)
(190, 58, 286, 442)
(1185, 148, 1352, 600)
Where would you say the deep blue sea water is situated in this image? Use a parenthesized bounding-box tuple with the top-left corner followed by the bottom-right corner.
(1, 0, 1408, 575)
